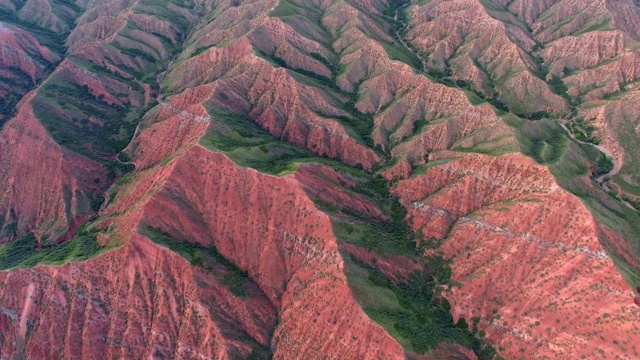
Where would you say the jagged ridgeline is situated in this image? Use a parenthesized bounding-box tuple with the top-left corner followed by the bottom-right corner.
(0, 0, 199, 242)
(0, 0, 639, 359)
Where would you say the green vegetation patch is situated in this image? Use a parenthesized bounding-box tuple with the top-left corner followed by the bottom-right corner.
(518, 120, 570, 166)
(611, 116, 640, 197)
(572, 17, 613, 37)
(548, 74, 570, 101)
(0, 226, 111, 270)
(33, 80, 137, 157)
(200, 107, 319, 176)
(200, 104, 382, 176)
(269, 0, 306, 18)
(139, 225, 250, 297)
(343, 255, 497, 357)
(566, 117, 601, 145)
(330, 200, 416, 257)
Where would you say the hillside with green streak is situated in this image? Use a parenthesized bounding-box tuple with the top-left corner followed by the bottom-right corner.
(0, 222, 113, 270)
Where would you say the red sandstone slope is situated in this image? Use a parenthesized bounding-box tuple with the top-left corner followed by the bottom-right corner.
(0, 0, 196, 242)
(158, 0, 520, 173)
(0, 94, 108, 243)
(0, 139, 407, 358)
(0, 22, 59, 122)
(439, 0, 640, 204)
(394, 151, 640, 359)
(0, 0, 640, 359)
(0, 233, 277, 359)
(126, 147, 405, 359)
(406, 0, 568, 115)
(0, 22, 58, 90)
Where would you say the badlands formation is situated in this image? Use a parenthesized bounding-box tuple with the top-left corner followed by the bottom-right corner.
(0, 0, 640, 359)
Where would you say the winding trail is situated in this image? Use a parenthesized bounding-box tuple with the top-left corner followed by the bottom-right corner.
(559, 123, 621, 183)
(558, 122, 638, 211)
(593, 143, 622, 181)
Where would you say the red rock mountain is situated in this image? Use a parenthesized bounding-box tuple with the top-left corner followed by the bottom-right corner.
(0, 0, 639, 359)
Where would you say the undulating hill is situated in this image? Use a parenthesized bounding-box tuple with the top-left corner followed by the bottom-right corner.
(1, 0, 639, 359)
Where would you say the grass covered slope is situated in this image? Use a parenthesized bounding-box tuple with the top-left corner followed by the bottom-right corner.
(0, 232, 103, 270)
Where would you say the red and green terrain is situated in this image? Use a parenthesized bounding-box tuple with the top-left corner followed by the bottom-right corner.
(1, 0, 640, 359)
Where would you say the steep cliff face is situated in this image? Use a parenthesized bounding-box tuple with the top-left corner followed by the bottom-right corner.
(1, 0, 640, 359)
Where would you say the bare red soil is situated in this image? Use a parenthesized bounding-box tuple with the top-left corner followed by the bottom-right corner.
(394, 152, 640, 359)
(1, 0, 640, 358)
(0, 94, 108, 244)
(0, 233, 277, 359)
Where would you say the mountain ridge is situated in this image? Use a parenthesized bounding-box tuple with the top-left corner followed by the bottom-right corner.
(0, 0, 639, 358)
